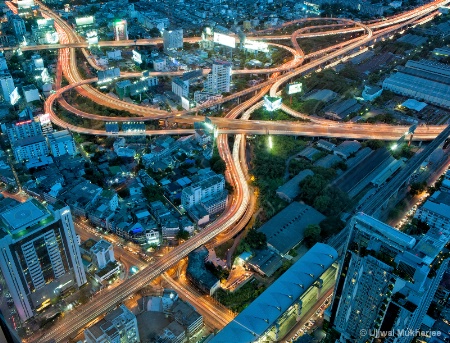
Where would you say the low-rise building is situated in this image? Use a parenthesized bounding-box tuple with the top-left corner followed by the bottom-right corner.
(276, 169, 314, 202)
(247, 249, 283, 277)
(186, 246, 220, 295)
(415, 190, 450, 232)
(258, 202, 326, 257)
(48, 130, 77, 157)
(84, 305, 139, 343)
(316, 139, 336, 151)
(333, 140, 362, 160)
(362, 85, 383, 102)
(90, 239, 115, 269)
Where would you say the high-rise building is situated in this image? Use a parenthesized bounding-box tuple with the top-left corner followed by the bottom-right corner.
(329, 213, 449, 343)
(6, 118, 43, 143)
(181, 174, 226, 213)
(163, 28, 183, 52)
(12, 135, 49, 162)
(84, 304, 140, 343)
(10, 15, 26, 37)
(48, 130, 77, 157)
(0, 199, 87, 322)
(113, 19, 128, 41)
(204, 61, 232, 94)
(0, 53, 8, 71)
(0, 70, 15, 102)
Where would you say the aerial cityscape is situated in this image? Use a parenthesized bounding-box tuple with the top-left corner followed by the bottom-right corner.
(2, 0, 450, 342)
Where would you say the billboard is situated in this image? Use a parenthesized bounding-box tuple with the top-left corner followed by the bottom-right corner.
(9, 87, 20, 106)
(286, 82, 302, 95)
(213, 32, 236, 48)
(181, 97, 190, 110)
(17, 0, 34, 9)
(243, 40, 269, 53)
(75, 16, 94, 27)
(263, 96, 282, 112)
(86, 31, 98, 45)
(114, 20, 128, 41)
(36, 19, 53, 29)
(40, 113, 51, 125)
(132, 50, 142, 64)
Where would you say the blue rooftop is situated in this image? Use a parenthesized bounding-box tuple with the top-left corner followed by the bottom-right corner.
(210, 243, 338, 343)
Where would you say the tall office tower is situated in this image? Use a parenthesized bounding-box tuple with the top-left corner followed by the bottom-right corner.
(0, 70, 15, 102)
(113, 19, 128, 41)
(0, 199, 87, 322)
(163, 28, 183, 52)
(329, 213, 449, 343)
(204, 60, 232, 94)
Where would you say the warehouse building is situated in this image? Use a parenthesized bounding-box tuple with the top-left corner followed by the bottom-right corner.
(211, 243, 338, 343)
(383, 59, 450, 108)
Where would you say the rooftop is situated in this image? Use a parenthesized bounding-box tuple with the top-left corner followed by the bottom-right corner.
(276, 169, 314, 201)
(258, 202, 326, 255)
(211, 243, 338, 343)
(354, 213, 416, 249)
(13, 134, 46, 147)
(1, 199, 50, 234)
(91, 239, 112, 254)
(186, 246, 219, 291)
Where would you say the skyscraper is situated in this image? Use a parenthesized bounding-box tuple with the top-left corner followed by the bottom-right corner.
(204, 60, 232, 94)
(329, 213, 449, 343)
(0, 198, 87, 322)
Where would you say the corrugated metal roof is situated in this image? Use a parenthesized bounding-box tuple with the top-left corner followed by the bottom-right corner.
(210, 243, 338, 343)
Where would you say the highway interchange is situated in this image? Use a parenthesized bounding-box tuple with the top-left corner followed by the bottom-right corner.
(11, 0, 449, 341)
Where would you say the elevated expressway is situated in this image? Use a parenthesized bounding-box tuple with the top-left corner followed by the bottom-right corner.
(29, 2, 450, 342)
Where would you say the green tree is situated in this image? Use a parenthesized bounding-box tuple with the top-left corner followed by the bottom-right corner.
(410, 181, 427, 196)
(142, 185, 165, 202)
(176, 229, 190, 240)
(300, 175, 328, 204)
(313, 195, 332, 214)
(244, 229, 267, 250)
(212, 159, 226, 174)
(304, 224, 322, 247)
(320, 216, 345, 238)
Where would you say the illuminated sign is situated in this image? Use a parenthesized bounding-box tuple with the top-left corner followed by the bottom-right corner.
(10, 87, 20, 106)
(86, 30, 98, 45)
(263, 96, 282, 112)
(75, 16, 94, 26)
(213, 32, 236, 48)
(286, 83, 302, 95)
(132, 50, 142, 64)
(45, 32, 59, 44)
(243, 40, 269, 53)
(114, 20, 128, 41)
(37, 19, 53, 28)
(40, 113, 51, 125)
(15, 119, 32, 126)
(181, 97, 190, 110)
(17, 0, 34, 9)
